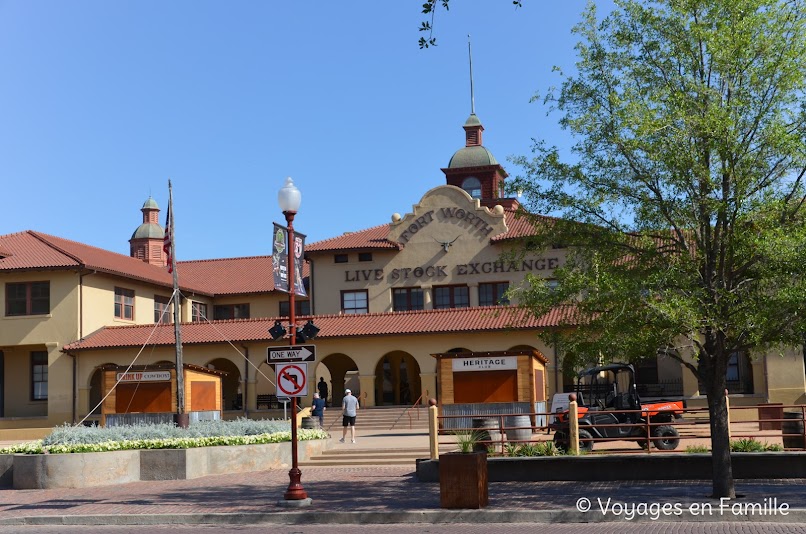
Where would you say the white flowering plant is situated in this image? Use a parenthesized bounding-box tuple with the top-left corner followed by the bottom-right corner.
(0, 419, 328, 455)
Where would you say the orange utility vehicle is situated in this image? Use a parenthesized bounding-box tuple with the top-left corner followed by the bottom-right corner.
(552, 363, 685, 451)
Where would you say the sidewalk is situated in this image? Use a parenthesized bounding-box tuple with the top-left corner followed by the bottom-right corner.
(1, 464, 805, 526)
(1, 429, 804, 526)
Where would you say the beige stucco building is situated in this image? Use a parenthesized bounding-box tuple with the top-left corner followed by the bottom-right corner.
(1, 113, 804, 437)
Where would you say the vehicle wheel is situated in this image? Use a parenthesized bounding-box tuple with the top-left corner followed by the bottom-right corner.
(578, 429, 594, 452)
(553, 431, 569, 451)
(653, 425, 680, 450)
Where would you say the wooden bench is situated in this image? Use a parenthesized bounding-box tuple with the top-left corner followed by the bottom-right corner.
(257, 394, 279, 409)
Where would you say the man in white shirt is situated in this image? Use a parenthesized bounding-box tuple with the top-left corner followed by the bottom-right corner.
(339, 389, 360, 444)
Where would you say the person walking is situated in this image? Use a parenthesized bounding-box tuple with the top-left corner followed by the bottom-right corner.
(311, 393, 326, 429)
(317, 377, 329, 406)
(339, 388, 359, 444)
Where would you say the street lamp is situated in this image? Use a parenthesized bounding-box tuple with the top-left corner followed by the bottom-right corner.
(278, 177, 309, 504)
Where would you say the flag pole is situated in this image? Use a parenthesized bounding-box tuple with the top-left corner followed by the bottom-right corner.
(166, 179, 187, 428)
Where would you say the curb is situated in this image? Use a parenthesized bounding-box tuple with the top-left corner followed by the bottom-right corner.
(2, 509, 806, 526)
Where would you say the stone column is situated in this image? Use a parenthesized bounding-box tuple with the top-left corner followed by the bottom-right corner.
(359, 374, 376, 407)
(420, 372, 438, 403)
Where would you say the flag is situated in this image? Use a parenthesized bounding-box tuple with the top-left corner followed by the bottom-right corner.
(164, 184, 174, 274)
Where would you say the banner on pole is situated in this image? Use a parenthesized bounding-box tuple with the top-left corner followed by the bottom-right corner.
(272, 223, 307, 297)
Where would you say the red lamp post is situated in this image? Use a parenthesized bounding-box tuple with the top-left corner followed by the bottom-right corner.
(278, 177, 308, 503)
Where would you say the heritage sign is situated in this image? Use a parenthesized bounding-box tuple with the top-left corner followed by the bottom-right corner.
(267, 345, 316, 363)
(451, 356, 517, 372)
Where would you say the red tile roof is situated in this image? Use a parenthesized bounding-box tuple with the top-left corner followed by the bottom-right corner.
(0, 231, 192, 289)
(0, 231, 305, 298)
(305, 224, 402, 253)
(62, 305, 577, 352)
(176, 256, 309, 296)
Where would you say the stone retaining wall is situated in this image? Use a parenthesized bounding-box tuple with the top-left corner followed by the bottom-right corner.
(416, 452, 806, 482)
(4, 439, 330, 489)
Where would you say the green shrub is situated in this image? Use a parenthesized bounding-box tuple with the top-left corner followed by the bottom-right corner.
(730, 438, 766, 452)
(504, 442, 521, 456)
(536, 441, 564, 456)
(0, 418, 328, 455)
(764, 443, 784, 452)
(685, 445, 710, 453)
(453, 430, 482, 453)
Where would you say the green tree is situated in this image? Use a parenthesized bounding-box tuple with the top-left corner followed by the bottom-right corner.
(509, 0, 806, 499)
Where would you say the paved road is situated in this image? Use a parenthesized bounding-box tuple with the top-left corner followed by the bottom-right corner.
(0, 523, 805, 533)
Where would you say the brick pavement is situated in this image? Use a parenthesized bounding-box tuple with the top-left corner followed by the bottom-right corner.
(0, 466, 805, 526)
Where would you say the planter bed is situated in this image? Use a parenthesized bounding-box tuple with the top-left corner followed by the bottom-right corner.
(2, 439, 330, 489)
(416, 452, 806, 483)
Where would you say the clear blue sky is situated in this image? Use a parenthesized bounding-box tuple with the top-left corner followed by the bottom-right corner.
(0, 1, 611, 260)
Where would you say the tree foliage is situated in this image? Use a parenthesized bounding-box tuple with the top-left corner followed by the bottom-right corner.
(508, 0, 806, 498)
(418, 0, 522, 48)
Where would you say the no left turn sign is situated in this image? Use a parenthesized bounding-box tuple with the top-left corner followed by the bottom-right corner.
(276, 363, 308, 397)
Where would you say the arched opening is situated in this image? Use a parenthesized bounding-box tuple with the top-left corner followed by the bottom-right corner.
(374, 351, 422, 406)
(461, 176, 482, 199)
(205, 358, 241, 411)
(318, 353, 358, 407)
(88, 365, 107, 416)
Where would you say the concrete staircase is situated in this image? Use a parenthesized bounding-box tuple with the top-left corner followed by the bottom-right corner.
(299, 445, 432, 467)
(319, 405, 430, 432)
(300, 405, 431, 467)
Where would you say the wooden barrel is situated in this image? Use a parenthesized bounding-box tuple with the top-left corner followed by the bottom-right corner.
(505, 415, 533, 443)
(301, 417, 318, 430)
(782, 412, 805, 449)
(472, 418, 502, 453)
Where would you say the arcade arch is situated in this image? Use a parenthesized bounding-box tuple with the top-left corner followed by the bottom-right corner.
(205, 358, 241, 411)
(374, 351, 422, 406)
(316, 353, 358, 406)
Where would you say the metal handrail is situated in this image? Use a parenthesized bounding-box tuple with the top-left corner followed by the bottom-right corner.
(389, 390, 428, 431)
(435, 403, 806, 455)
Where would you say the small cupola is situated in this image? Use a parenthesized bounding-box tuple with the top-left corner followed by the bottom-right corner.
(129, 197, 167, 266)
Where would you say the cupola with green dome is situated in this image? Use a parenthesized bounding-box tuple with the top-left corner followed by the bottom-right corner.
(441, 112, 510, 207)
(129, 196, 168, 267)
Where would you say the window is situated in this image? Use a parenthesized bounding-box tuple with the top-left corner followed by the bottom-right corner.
(114, 287, 135, 320)
(154, 296, 172, 324)
(5, 281, 50, 316)
(334, 254, 348, 264)
(479, 282, 510, 306)
(341, 290, 368, 314)
(31, 351, 47, 401)
(726, 351, 754, 394)
(461, 177, 482, 199)
(213, 304, 250, 320)
(191, 302, 208, 322)
(358, 252, 373, 262)
(434, 285, 469, 309)
(279, 300, 311, 317)
(697, 351, 754, 394)
(393, 288, 424, 311)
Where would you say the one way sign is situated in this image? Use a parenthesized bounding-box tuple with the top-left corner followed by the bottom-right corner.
(267, 344, 316, 363)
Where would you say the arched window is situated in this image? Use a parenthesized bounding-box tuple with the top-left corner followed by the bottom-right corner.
(461, 177, 482, 199)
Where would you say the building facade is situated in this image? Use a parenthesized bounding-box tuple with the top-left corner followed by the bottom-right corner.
(1, 114, 804, 436)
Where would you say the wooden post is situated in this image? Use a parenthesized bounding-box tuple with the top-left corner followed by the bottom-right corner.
(569, 393, 580, 456)
(725, 389, 732, 441)
(429, 405, 439, 460)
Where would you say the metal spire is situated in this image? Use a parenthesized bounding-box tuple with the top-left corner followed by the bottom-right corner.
(468, 35, 475, 115)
